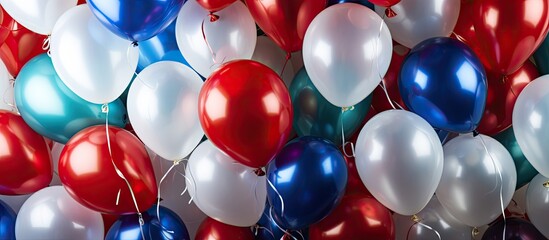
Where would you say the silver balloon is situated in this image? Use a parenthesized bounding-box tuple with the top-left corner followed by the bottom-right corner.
(436, 134, 517, 227)
(526, 174, 549, 238)
(15, 186, 104, 240)
(355, 110, 443, 215)
(394, 196, 472, 240)
(252, 36, 295, 87)
(375, 0, 460, 48)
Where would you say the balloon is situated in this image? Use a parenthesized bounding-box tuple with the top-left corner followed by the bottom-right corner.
(452, 0, 481, 56)
(0, 199, 15, 240)
(0, 59, 14, 111)
(436, 134, 517, 227)
(49, 142, 64, 186)
(472, 0, 549, 75)
(303, 3, 392, 107)
(198, 60, 293, 168)
(59, 125, 157, 215)
(50, 5, 139, 104)
(533, 35, 549, 75)
(15, 54, 127, 143)
(252, 36, 295, 87)
(254, 204, 307, 240)
(267, 136, 347, 230)
(513, 76, 549, 177)
(0, 110, 52, 195)
(393, 196, 472, 240)
(245, 0, 325, 53)
(0, 0, 76, 35)
(186, 140, 266, 227)
(127, 61, 203, 161)
(197, 0, 236, 12)
(87, 0, 184, 42)
(290, 68, 371, 145)
(369, 0, 399, 8)
(176, 1, 256, 77)
(399, 37, 487, 133)
(0, 6, 15, 45)
(494, 127, 538, 189)
(196, 217, 254, 240)
(327, 0, 374, 9)
(477, 61, 539, 135)
(526, 174, 549, 238)
(375, 0, 460, 49)
(481, 218, 545, 240)
(106, 205, 190, 240)
(371, 44, 409, 112)
(309, 194, 394, 240)
(15, 186, 104, 240)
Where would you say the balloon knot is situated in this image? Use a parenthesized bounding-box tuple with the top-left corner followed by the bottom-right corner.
(254, 168, 266, 176)
(385, 7, 397, 18)
(472, 130, 480, 137)
(543, 181, 549, 188)
(282, 233, 291, 240)
(101, 104, 109, 113)
(208, 13, 219, 22)
(157, 197, 164, 202)
(411, 214, 420, 223)
(131, 41, 139, 47)
(472, 227, 479, 236)
(285, 52, 292, 61)
(341, 106, 355, 113)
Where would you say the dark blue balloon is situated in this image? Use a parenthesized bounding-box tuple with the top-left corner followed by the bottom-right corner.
(106, 205, 190, 240)
(254, 203, 307, 240)
(399, 37, 487, 133)
(327, 0, 374, 9)
(0, 200, 15, 240)
(88, 0, 185, 42)
(266, 136, 347, 230)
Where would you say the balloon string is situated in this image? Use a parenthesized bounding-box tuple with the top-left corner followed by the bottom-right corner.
(379, 80, 399, 110)
(155, 159, 182, 234)
(42, 35, 51, 56)
(406, 215, 441, 240)
(502, 75, 518, 98)
(268, 206, 298, 240)
(267, 178, 285, 217)
(376, 14, 400, 110)
(280, 52, 292, 78)
(340, 107, 355, 157)
(125, 42, 156, 90)
(201, 16, 225, 71)
(253, 224, 276, 239)
(3, 78, 16, 113)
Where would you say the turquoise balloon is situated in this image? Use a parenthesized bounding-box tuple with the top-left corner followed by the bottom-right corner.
(533, 36, 549, 75)
(14, 54, 127, 143)
(290, 68, 372, 145)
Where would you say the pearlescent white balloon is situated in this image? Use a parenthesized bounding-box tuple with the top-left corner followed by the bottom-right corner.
(355, 110, 443, 215)
(303, 3, 392, 107)
(0, 60, 14, 111)
(436, 134, 517, 227)
(51, 5, 138, 104)
(526, 174, 549, 238)
(252, 36, 295, 87)
(186, 140, 266, 227)
(0, 0, 77, 35)
(176, 1, 256, 77)
(15, 186, 103, 240)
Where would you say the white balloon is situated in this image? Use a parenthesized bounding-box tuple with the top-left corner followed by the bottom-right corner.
(186, 140, 266, 227)
(0, 60, 14, 111)
(175, 1, 256, 77)
(0, 0, 77, 35)
(303, 3, 392, 107)
(526, 174, 549, 238)
(252, 36, 295, 87)
(51, 5, 138, 104)
(355, 110, 443, 215)
(49, 142, 64, 186)
(15, 186, 104, 240)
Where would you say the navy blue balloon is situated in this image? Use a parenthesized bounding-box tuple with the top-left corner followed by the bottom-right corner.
(88, 0, 185, 42)
(266, 136, 347, 230)
(254, 203, 307, 240)
(399, 37, 487, 133)
(327, 0, 374, 9)
(0, 200, 15, 240)
(106, 205, 189, 240)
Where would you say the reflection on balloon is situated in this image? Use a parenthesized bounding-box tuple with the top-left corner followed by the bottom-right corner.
(526, 174, 549, 238)
(0, 199, 15, 240)
(494, 127, 538, 189)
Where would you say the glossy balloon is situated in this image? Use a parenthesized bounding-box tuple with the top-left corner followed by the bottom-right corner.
(252, 36, 295, 87)
(198, 60, 293, 168)
(254, 204, 307, 240)
(526, 174, 549, 238)
(15, 186, 103, 240)
(49, 142, 64, 186)
(197, 0, 236, 12)
(0, 60, 14, 111)
(452, 0, 481, 56)
(196, 217, 254, 240)
(327, 0, 374, 8)
(473, 0, 549, 75)
(176, 1, 256, 77)
(399, 37, 487, 133)
(88, 0, 184, 42)
(59, 126, 157, 215)
(375, 0, 460, 49)
(534, 35, 549, 75)
(0, 199, 15, 240)
(481, 218, 545, 240)
(267, 136, 348, 230)
(494, 127, 538, 189)
(0, 6, 15, 45)
(51, 5, 139, 104)
(0, 0, 76, 35)
(303, 3, 392, 107)
(309, 194, 394, 240)
(245, 0, 326, 53)
(436, 134, 516, 227)
(371, 44, 409, 112)
(15, 54, 127, 143)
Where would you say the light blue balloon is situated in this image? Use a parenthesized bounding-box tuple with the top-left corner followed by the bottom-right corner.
(14, 54, 127, 143)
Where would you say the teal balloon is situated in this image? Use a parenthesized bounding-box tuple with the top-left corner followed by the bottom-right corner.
(290, 68, 372, 145)
(493, 127, 538, 189)
(14, 54, 127, 143)
(533, 36, 549, 75)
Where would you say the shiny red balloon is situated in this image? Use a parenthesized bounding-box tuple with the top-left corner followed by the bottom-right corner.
(371, 43, 409, 113)
(197, 0, 236, 13)
(0, 110, 52, 195)
(309, 194, 395, 240)
(198, 60, 293, 168)
(0, 6, 15, 46)
(369, 0, 400, 7)
(453, 0, 482, 55)
(477, 61, 539, 135)
(245, 0, 326, 53)
(472, 0, 549, 75)
(59, 125, 157, 215)
(195, 217, 254, 240)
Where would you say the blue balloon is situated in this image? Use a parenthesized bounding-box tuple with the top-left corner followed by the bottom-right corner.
(14, 54, 127, 143)
(0, 199, 15, 240)
(106, 205, 190, 240)
(266, 136, 347, 230)
(327, 0, 374, 9)
(88, 0, 185, 42)
(399, 37, 487, 133)
(254, 203, 307, 240)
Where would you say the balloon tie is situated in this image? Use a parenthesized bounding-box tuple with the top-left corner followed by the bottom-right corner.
(3, 78, 16, 113)
(279, 52, 292, 78)
(268, 206, 298, 240)
(253, 224, 276, 239)
(254, 168, 266, 176)
(340, 108, 355, 157)
(267, 178, 285, 217)
(406, 214, 441, 240)
(155, 158, 182, 233)
(385, 7, 397, 18)
(472, 227, 479, 238)
(131, 41, 139, 47)
(544, 181, 549, 188)
(208, 13, 219, 22)
(42, 35, 51, 56)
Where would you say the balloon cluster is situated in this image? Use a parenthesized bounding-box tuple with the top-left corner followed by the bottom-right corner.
(1, 0, 549, 239)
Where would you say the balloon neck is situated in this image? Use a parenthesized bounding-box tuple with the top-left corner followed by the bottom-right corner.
(385, 7, 397, 18)
(543, 181, 549, 188)
(341, 106, 355, 113)
(254, 168, 266, 176)
(472, 130, 480, 137)
(131, 41, 139, 47)
(411, 214, 420, 222)
(282, 233, 291, 240)
(208, 13, 220, 22)
(471, 227, 479, 237)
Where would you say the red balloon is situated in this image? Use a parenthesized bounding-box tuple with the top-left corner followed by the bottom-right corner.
(0, 6, 15, 46)
(452, 0, 481, 54)
(477, 61, 539, 135)
(369, 0, 400, 7)
(309, 194, 395, 240)
(0, 110, 52, 195)
(245, 0, 326, 53)
(371, 43, 409, 113)
(77, 0, 87, 4)
(102, 214, 119, 237)
(196, 217, 254, 240)
(59, 125, 157, 215)
(196, 0, 237, 13)
(198, 60, 293, 168)
(472, 0, 549, 75)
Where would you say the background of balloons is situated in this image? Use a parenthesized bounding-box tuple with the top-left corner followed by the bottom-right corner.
(2, 0, 549, 239)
